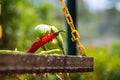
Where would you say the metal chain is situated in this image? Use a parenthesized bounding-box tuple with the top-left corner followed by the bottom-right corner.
(58, 0, 86, 56)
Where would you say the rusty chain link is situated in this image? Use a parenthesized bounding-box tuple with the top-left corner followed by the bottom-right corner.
(59, 0, 86, 56)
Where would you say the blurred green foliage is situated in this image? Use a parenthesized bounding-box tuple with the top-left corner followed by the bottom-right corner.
(0, 0, 65, 51)
(84, 41, 120, 80)
(0, 0, 120, 80)
(0, 0, 18, 49)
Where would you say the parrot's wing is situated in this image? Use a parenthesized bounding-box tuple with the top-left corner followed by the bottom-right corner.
(56, 34, 65, 55)
(51, 26, 65, 55)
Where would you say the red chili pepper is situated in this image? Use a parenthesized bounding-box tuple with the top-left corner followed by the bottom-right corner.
(27, 30, 64, 54)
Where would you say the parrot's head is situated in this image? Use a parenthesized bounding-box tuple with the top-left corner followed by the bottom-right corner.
(34, 24, 48, 38)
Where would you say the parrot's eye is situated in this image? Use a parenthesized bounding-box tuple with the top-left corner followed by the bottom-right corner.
(34, 25, 45, 37)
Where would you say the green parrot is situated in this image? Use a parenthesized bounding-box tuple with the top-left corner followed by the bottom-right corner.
(34, 24, 65, 55)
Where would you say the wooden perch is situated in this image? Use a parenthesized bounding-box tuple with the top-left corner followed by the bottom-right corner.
(0, 52, 93, 74)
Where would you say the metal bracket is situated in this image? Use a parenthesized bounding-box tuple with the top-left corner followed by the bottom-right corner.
(0, 52, 93, 74)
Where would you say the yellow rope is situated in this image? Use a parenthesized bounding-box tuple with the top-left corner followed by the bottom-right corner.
(58, 0, 86, 56)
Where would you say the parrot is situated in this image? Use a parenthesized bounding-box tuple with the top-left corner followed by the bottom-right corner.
(33, 24, 69, 80)
(34, 24, 65, 55)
